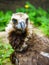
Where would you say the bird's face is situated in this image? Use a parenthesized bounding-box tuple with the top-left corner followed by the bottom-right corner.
(11, 13, 29, 32)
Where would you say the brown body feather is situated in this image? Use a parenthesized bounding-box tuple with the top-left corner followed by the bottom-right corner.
(8, 29, 28, 51)
(10, 30, 49, 65)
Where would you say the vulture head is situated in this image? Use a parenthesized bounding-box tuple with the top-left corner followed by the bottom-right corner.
(10, 13, 30, 33)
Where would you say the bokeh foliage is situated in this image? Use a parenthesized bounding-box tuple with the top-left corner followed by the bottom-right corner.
(0, 11, 12, 31)
(0, 2, 49, 36)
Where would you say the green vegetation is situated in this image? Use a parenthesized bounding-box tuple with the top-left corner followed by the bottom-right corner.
(0, 37, 13, 65)
(0, 43, 13, 65)
(0, 11, 12, 31)
(0, 2, 49, 37)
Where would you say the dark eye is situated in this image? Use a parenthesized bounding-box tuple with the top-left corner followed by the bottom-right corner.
(12, 18, 18, 24)
(26, 18, 28, 24)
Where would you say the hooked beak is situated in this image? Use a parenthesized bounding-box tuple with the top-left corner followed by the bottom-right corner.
(20, 22, 25, 30)
(16, 22, 26, 31)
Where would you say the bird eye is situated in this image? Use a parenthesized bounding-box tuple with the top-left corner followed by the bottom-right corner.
(12, 18, 18, 24)
(26, 18, 28, 24)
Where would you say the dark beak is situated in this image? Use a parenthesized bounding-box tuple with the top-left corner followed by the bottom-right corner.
(20, 22, 25, 30)
(15, 22, 26, 32)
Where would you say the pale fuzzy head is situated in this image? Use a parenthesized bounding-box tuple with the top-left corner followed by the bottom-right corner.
(11, 12, 29, 20)
(5, 13, 32, 37)
(10, 12, 29, 32)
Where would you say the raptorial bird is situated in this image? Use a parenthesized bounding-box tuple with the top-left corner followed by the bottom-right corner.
(5, 12, 33, 64)
(6, 13, 49, 65)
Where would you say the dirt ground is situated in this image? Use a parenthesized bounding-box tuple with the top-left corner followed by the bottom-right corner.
(0, 32, 9, 43)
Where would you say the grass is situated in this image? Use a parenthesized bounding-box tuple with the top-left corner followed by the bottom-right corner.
(0, 37, 13, 65)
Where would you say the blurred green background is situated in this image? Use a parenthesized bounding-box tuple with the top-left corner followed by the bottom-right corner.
(0, 2, 49, 37)
(0, 1, 49, 65)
